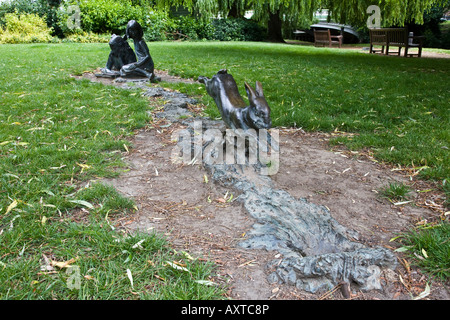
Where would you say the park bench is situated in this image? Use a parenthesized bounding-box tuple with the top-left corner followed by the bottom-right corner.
(369, 28, 424, 57)
(314, 29, 343, 48)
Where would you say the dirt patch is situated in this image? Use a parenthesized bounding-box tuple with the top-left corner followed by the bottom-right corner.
(75, 68, 197, 85)
(80, 72, 448, 300)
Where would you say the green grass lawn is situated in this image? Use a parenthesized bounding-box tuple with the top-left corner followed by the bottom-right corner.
(0, 43, 225, 299)
(0, 42, 449, 298)
(152, 41, 449, 182)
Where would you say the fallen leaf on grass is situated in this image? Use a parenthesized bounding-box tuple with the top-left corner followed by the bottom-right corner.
(69, 200, 94, 209)
(195, 280, 217, 286)
(181, 251, 195, 261)
(154, 275, 165, 281)
(165, 261, 190, 273)
(127, 269, 134, 289)
(414, 252, 425, 260)
(76, 163, 91, 173)
(5, 200, 18, 215)
(51, 256, 79, 269)
(132, 239, 146, 249)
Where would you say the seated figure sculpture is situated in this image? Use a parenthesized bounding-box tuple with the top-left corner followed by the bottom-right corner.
(96, 34, 137, 78)
(120, 20, 159, 82)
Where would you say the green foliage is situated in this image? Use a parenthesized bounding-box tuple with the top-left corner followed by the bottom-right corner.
(149, 41, 449, 184)
(155, 16, 266, 41)
(143, 9, 177, 41)
(55, 1, 265, 42)
(78, 0, 146, 34)
(76, 183, 135, 215)
(321, 0, 447, 27)
(0, 11, 54, 44)
(175, 16, 216, 40)
(212, 18, 266, 41)
(395, 222, 450, 281)
(0, 0, 45, 24)
(0, 43, 225, 299)
(441, 22, 450, 49)
(0, 0, 64, 37)
(406, 1, 450, 48)
(61, 30, 110, 43)
(379, 182, 412, 202)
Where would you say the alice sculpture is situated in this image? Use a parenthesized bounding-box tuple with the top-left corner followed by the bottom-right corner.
(96, 20, 159, 82)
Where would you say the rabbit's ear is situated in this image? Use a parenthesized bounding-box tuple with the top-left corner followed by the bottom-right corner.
(245, 82, 257, 100)
(255, 81, 264, 97)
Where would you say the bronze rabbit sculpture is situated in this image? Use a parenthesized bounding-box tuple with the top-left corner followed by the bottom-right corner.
(198, 70, 272, 130)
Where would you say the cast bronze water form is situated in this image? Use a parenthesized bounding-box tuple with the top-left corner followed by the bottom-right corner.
(96, 20, 159, 82)
(194, 70, 397, 293)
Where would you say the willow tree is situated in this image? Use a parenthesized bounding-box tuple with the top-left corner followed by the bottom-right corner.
(325, 0, 448, 26)
(152, 0, 448, 42)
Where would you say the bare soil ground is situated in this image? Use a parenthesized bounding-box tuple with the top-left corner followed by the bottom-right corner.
(78, 71, 449, 300)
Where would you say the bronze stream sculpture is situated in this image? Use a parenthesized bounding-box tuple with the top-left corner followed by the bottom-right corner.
(93, 24, 398, 292)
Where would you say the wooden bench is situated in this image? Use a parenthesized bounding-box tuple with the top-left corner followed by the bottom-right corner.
(369, 28, 424, 57)
(314, 29, 343, 48)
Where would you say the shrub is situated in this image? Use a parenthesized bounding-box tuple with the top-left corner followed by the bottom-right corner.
(0, 0, 65, 37)
(143, 9, 177, 41)
(174, 16, 215, 40)
(58, 0, 148, 36)
(61, 30, 110, 43)
(0, 11, 54, 44)
(0, 0, 43, 24)
(212, 18, 266, 41)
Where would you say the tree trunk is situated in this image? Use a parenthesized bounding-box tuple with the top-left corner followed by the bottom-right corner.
(228, 3, 239, 18)
(267, 10, 285, 43)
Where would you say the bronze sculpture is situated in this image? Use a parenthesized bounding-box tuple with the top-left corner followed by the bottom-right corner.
(120, 20, 159, 82)
(198, 69, 272, 130)
(97, 34, 137, 78)
(96, 20, 159, 82)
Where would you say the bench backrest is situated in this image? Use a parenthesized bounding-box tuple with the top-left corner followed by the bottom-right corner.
(314, 30, 330, 42)
(369, 28, 407, 45)
(387, 28, 407, 44)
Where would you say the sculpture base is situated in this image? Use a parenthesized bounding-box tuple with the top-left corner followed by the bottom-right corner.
(158, 85, 398, 293)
